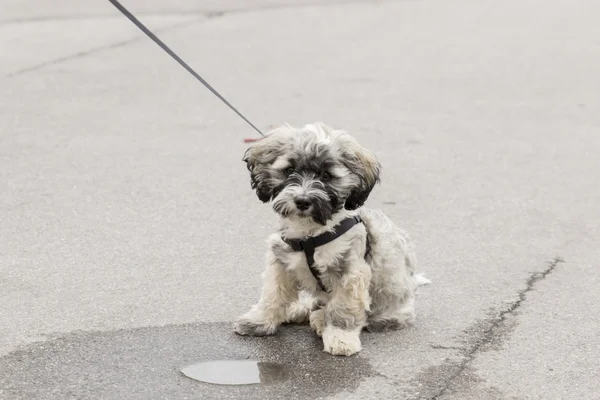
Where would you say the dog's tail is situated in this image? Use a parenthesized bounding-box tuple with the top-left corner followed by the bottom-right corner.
(415, 273, 432, 286)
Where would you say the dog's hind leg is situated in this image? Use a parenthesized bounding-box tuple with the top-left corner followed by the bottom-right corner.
(365, 244, 422, 332)
(366, 296, 415, 332)
(309, 307, 325, 336)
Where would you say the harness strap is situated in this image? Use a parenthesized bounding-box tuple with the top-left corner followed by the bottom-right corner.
(283, 216, 369, 292)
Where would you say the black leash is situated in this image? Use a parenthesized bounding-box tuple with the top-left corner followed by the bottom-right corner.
(107, 0, 265, 137)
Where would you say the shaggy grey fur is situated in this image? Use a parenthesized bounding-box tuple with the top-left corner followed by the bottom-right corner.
(234, 122, 429, 356)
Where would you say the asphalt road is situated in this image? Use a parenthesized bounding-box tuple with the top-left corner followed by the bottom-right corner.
(1, 0, 599, 399)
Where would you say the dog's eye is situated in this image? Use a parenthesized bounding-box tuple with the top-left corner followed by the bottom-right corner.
(284, 167, 295, 175)
(322, 172, 333, 181)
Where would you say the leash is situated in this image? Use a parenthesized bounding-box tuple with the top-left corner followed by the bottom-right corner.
(108, 0, 265, 139)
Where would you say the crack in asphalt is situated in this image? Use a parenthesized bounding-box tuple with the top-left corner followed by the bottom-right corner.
(5, 0, 382, 77)
(428, 256, 565, 400)
(1, 1, 370, 25)
(0, 0, 370, 24)
(1, 11, 217, 24)
(430, 345, 465, 351)
(6, 17, 202, 77)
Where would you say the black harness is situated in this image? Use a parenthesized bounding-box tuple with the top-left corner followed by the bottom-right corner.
(282, 216, 370, 292)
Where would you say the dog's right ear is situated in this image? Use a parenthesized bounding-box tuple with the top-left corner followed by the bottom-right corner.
(242, 125, 292, 203)
(242, 144, 272, 203)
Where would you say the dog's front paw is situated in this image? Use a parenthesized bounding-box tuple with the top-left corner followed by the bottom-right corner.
(233, 317, 278, 336)
(322, 326, 362, 356)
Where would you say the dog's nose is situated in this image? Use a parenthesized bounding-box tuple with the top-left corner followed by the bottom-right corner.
(294, 197, 311, 211)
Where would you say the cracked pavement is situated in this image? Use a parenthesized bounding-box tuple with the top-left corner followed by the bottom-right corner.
(424, 258, 566, 400)
(1, 0, 599, 399)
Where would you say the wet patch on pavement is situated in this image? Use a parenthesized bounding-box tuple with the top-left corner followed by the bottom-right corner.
(0, 322, 374, 399)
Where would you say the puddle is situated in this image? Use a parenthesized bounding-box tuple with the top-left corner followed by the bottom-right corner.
(0, 323, 373, 398)
(180, 360, 287, 385)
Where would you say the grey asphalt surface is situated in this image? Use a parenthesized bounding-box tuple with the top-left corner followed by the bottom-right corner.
(1, 0, 599, 399)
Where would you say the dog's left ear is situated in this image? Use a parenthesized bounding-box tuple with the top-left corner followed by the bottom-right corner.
(339, 135, 381, 210)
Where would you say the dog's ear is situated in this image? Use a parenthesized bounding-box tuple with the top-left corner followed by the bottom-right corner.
(338, 135, 381, 210)
(242, 146, 272, 203)
(243, 125, 292, 203)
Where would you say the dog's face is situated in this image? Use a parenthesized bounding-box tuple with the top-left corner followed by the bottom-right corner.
(243, 123, 381, 225)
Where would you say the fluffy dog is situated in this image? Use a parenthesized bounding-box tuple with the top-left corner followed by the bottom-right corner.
(233, 122, 429, 356)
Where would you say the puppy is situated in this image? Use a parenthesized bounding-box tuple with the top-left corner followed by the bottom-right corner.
(233, 122, 429, 356)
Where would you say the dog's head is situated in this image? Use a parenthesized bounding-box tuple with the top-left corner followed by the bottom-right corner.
(242, 122, 381, 225)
